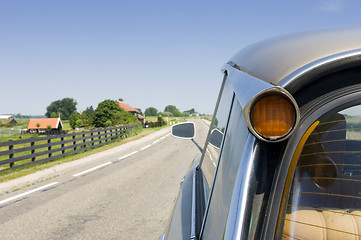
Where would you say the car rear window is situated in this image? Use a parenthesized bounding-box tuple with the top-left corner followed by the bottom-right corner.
(279, 104, 361, 239)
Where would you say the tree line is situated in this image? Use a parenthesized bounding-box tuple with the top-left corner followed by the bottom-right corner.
(44, 98, 197, 130)
(45, 98, 138, 129)
(144, 105, 196, 117)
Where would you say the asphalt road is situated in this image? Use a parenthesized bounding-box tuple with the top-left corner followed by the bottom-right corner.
(0, 119, 209, 240)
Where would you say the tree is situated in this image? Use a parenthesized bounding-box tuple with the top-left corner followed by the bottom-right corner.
(184, 108, 195, 115)
(93, 100, 138, 128)
(164, 105, 181, 117)
(69, 112, 81, 129)
(145, 107, 158, 116)
(164, 105, 178, 113)
(158, 111, 173, 117)
(157, 115, 166, 126)
(45, 98, 77, 120)
(50, 112, 58, 118)
(81, 106, 95, 127)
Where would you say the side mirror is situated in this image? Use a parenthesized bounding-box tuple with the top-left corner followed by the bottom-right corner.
(171, 122, 195, 139)
(208, 129, 223, 149)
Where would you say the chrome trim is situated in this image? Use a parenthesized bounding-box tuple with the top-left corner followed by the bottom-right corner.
(191, 170, 197, 240)
(279, 48, 361, 92)
(244, 87, 300, 142)
(224, 64, 275, 109)
(159, 234, 165, 240)
(224, 135, 256, 239)
(198, 73, 227, 169)
(203, 174, 208, 210)
(224, 64, 300, 142)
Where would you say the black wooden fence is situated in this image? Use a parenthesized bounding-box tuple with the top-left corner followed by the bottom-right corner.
(0, 124, 138, 173)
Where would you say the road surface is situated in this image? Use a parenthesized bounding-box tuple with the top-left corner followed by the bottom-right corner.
(0, 119, 209, 240)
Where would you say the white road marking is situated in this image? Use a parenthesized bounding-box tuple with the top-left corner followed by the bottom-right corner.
(152, 139, 160, 144)
(140, 144, 152, 151)
(73, 162, 112, 177)
(166, 133, 171, 136)
(160, 136, 166, 140)
(206, 149, 216, 167)
(118, 151, 138, 160)
(0, 182, 59, 205)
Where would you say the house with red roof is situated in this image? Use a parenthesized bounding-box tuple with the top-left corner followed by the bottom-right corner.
(27, 117, 63, 134)
(3, 118, 17, 125)
(117, 100, 145, 125)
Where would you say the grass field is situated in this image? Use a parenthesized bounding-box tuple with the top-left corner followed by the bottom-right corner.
(145, 116, 190, 126)
(0, 123, 166, 183)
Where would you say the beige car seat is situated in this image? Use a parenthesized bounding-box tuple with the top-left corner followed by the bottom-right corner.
(283, 210, 361, 239)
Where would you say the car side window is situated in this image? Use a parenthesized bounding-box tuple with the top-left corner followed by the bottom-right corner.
(201, 77, 233, 192)
(278, 103, 361, 239)
(201, 98, 249, 239)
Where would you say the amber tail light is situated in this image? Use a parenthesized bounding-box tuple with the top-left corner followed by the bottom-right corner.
(247, 88, 299, 142)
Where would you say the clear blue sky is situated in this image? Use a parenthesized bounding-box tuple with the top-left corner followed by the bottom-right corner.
(1, 0, 360, 115)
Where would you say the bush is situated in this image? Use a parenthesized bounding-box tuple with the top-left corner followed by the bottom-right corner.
(158, 115, 166, 125)
(159, 111, 173, 117)
(93, 100, 138, 128)
(69, 112, 81, 129)
(76, 119, 84, 128)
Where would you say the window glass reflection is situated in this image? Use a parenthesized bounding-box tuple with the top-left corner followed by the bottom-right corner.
(201, 78, 233, 191)
(279, 103, 361, 239)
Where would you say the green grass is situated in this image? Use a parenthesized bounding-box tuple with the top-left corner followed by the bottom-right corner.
(61, 120, 71, 131)
(0, 125, 167, 183)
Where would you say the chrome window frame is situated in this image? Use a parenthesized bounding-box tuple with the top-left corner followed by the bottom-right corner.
(199, 64, 295, 239)
(225, 64, 300, 142)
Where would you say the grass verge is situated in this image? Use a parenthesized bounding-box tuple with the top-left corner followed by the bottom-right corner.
(0, 125, 168, 183)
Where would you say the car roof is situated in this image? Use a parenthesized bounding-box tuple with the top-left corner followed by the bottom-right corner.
(228, 28, 361, 89)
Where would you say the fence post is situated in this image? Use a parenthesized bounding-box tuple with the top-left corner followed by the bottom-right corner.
(31, 138, 36, 161)
(105, 130, 107, 143)
(83, 133, 86, 149)
(98, 131, 101, 144)
(9, 140, 14, 168)
(48, 138, 52, 158)
(91, 132, 94, 148)
(73, 134, 77, 151)
(61, 137, 65, 154)
(120, 127, 124, 139)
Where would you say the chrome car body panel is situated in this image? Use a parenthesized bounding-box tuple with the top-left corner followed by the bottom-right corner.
(223, 64, 274, 109)
(223, 64, 300, 142)
(224, 135, 257, 240)
(229, 28, 361, 85)
(279, 48, 361, 93)
(166, 28, 361, 240)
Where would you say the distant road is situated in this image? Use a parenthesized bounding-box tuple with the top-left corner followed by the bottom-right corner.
(0, 119, 208, 240)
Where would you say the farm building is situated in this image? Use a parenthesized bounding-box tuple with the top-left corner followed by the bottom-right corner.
(3, 118, 17, 125)
(27, 117, 63, 134)
(0, 114, 13, 120)
(117, 100, 145, 125)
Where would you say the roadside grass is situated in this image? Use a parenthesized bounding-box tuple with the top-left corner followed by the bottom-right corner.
(145, 116, 188, 126)
(0, 125, 169, 183)
(62, 120, 71, 131)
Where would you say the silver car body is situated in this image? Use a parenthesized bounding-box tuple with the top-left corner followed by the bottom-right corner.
(165, 28, 361, 240)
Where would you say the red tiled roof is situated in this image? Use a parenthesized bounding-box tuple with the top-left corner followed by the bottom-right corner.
(27, 118, 62, 130)
(118, 102, 139, 112)
(137, 114, 145, 119)
(4, 118, 16, 124)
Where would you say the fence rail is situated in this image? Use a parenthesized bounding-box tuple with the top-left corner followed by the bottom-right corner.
(0, 124, 138, 172)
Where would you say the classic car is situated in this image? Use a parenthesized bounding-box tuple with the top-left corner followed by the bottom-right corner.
(164, 28, 361, 239)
